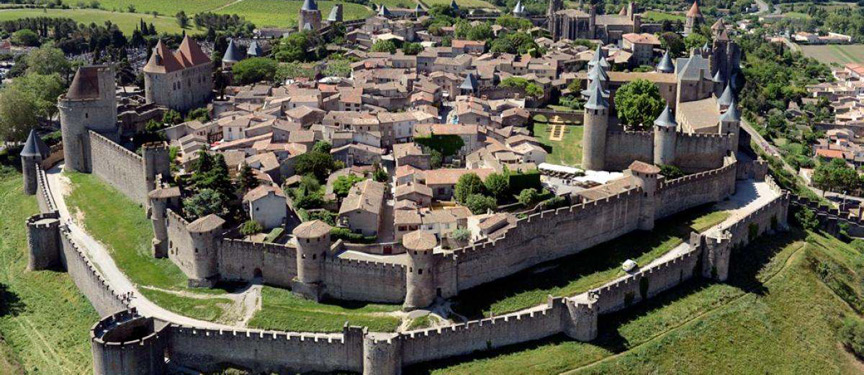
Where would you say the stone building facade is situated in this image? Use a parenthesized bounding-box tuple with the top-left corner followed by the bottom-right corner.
(143, 36, 213, 112)
(548, 1, 641, 43)
(59, 65, 118, 173)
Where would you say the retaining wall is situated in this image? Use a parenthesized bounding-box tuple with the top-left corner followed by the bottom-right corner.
(89, 131, 147, 205)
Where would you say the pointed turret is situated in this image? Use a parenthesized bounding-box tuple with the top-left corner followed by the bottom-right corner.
(712, 69, 724, 83)
(303, 22, 313, 30)
(459, 73, 478, 95)
(450, 0, 459, 12)
(415, 3, 424, 14)
(588, 63, 609, 82)
(222, 39, 242, 68)
(687, 0, 702, 18)
(653, 105, 677, 128)
(302, 0, 318, 11)
(580, 78, 609, 99)
(585, 84, 609, 110)
(718, 83, 734, 107)
(513, 0, 526, 16)
(720, 99, 741, 122)
(21, 129, 50, 159)
(588, 45, 609, 69)
(247, 41, 263, 57)
(328, 4, 343, 22)
(656, 50, 674, 73)
(378, 4, 392, 17)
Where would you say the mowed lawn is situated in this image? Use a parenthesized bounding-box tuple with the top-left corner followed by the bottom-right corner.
(533, 122, 583, 167)
(451, 206, 729, 318)
(216, 0, 372, 28)
(0, 8, 186, 34)
(801, 44, 864, 65)
(0, 169, 98, 375)
(418, 230, 864, 375)
(248, 286, 402, 333)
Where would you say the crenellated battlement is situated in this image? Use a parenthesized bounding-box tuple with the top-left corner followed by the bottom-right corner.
(659, 161, 736, 190)
(35, 166, 57, 213)
(220, 238, 297, 255)
(169, 325, 345, 344)
(402, 304, 556, 338)
(60, 229, 129, 309)
(324, 255, 408, 271)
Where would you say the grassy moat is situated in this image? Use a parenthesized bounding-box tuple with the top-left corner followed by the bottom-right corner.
(0, 169, 98, 374)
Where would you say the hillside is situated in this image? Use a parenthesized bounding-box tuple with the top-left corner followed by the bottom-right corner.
(411, 229, 864, 374)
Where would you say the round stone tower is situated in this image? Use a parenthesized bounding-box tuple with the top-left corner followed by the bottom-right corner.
(363, 332, 403, 375)
(653, 105, 678, 167)
(719, 99, 741, 154)
(402, 230, 438, 311)
(20, 129, 49, 195)
(142, 142, 171, 193)
(581, 84, 609, 171)
(148, 187, 180, 258)
(298, 0, 322, 31)
(187, 214, 225, 287)
(58, 65, 118, 173)
(91, 308, 168, 375)
(26, 212, 62, 271)
(292, 220, 331, 300)
(627, 161, 660, 231)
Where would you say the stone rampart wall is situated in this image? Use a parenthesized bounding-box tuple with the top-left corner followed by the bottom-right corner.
(451, 187, 644, 291)
(89, 131, 147, 205)
(324, 257, 407, 303)
(673, 133, 731, 173)
(35, 166, 56, 213)
(720, 181, 789, 249)
(603, 131, 653, 170)
(166, 325, 363, 374)
(589, 248, 700, 314)
(218, 239, 297, 287)
(656, 157, 737, 219)
(60, 230, 129, 316)
(399, 301, 563, 365)
(166, 209, 197, 280)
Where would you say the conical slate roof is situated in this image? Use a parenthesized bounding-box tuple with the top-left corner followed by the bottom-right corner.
(459, 73, 478, 91)
(513, 0, 525, 14)
(247, 41, 263, 57)
(585, 84, 609, 110)
(656, 50, 674, 73)
(588, 45, 610, 68)
(303, 22, 313, 30)
(720, 99, 741, 122)
(450, 0, 459, 11)
(653, 105, 677, 128)
(712, 17, 725, 30)
(378, 4, 392, 16)
(222, 39, 241, 63)
(328, 5, 342, 21)
(712, 69, 724, 83)
(580, 79, 609, 98)
(302, 0, 318, 11)
(415, 4, 424, 12)
(687, 0, 702, 18)
(588, 63, 609, 82)
(20, 129, 50, 158)
(718, 83, 735, 107)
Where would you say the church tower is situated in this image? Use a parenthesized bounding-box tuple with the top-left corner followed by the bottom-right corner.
(299, 0, 322, 31)
(684, 1, 703, 36)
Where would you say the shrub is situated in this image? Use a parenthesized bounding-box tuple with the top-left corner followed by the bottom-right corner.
(330, 227, 377, 243)
(465, 194, 497, 214)
(241, 220, 264, 235)
(840, 317, 864, 358)
(517, 188, 539, 206)
(454, 173, 485, 204)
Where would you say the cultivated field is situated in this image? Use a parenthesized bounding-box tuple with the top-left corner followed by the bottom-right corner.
(0, 8, 185, 34)
(0, 169, 98, 375)
(215, 0, 372, 28)
(423, 0, 496, 9)
(94, 0, 234, 15)
(800, 44, 864, 66)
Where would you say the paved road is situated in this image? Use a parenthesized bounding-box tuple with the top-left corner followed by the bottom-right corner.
(753, 0, 770, 15)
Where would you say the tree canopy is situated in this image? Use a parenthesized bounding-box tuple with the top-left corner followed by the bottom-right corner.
(232, 57, 278, 84)
(614, 79, 665, 130)
(454, 173, 485, 204)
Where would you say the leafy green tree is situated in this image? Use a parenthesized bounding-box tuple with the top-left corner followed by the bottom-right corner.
(24, 44, 70, 79)
(490, 32, 541, 56)
(241, 220, 264, 235)
(232, 57, 278, 84)
(465, 193, 497, 214)
(812, 158, 860, 195)
(238, 163, 259, 193)
(190, 151, 235, 199)
(333, 174, 364, 197)
(454, 173, 485, 204)
(176, 11, 189, 28)
(275, 62, 316, 81)
(430, 149, 443, 169)
(312, 140, 332, 154)
(371, 39, 398, 54)
(323, 59, 352, 77)
(162, 109, 183, 125)
(684, 32, 708, 51)
(500, 77, 543, 98)
(295, 151, 336, 181)
(273, 31, 319, 62)
(186, 107, 210, 122)
(484, 173, 509, 202)
(495, 15, 532, 30)
(659, 32, 684, 57)
(184, 188, 228, 219)
(373, 164, 388, 182)
(0, 73, 64, 141)
(517, 188, 539, 207)
(614, 79, 665, 130)
(450, 228, 471, 242)
(658, 164, 685, 179)
(542, 195, 568, 210)
(10, 29, 39, 47)
(402, 42, 424, 55)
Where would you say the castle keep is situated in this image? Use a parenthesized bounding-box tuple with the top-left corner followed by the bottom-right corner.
(143, 36, 213, 112)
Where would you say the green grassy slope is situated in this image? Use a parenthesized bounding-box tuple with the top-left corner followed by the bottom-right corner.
(0, 169, 98, 375)
(0, 9, 186, 34)
(413, 230, 864, 374)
